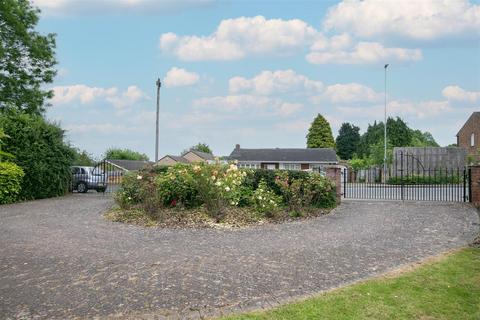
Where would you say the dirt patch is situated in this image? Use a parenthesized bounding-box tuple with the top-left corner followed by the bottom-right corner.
(104, 205, 333, 229)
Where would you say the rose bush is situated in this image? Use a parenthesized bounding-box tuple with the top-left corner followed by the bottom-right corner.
(114, 162, 338, 224)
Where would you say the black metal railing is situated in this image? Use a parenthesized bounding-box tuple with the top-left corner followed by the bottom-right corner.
(343, 151, 470, 202)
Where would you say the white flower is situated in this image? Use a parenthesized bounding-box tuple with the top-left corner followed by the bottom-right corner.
(270, 200, 274, 203)
(137, 175, 142, 180)
(215, 181, 222, 186)
(230, 201, 235, 205)
(211, 175, 216, 180)
(258, 196, 262, 200)
(225, 186, 230, 192)
(128, 196, 132, 200)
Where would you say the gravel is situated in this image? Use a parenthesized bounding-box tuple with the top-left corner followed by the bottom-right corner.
(0, 194, 478, 319)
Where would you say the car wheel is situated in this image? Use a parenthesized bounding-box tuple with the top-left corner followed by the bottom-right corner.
(96, 187, 106, 193)
(77, 182, 88, 193)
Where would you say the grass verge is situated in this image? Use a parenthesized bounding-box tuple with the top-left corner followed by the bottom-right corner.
(220, 248, 480, 320)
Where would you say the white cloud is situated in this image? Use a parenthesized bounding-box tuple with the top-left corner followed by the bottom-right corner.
(193, 94, 303, 117)
(337, 100, 452, 119)
(323, 0, 480, 40)
(306, 41, 422, 65)
(163, 67, 200, 87)
(159, 15, 318, 61)
(159, 15, 424, 64)
(442, 85, 480, 102)
(64, 123, 148, 135)
(32, 0, 215, 15)
(317, 83, 383, 103)
(229, 69, 323, 95)
(274, 120, 310, 133)
(51, 84, 148, 109)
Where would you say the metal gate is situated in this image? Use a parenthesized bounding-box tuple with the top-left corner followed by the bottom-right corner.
(71, 159, 124, 193)
(343, 151, 471, 202)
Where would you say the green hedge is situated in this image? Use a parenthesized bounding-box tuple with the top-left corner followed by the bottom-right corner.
(0, 162, 25, 204)
(0, 111, 75, 199)
(387, 174, 461, 185)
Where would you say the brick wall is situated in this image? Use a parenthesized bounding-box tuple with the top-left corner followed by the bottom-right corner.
(469, 165, 480, 207)
(458, 113, 480, 160)
(326, 166, 342, 204)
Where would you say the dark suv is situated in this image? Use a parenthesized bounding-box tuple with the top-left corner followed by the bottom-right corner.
(71, 166, 107, 193)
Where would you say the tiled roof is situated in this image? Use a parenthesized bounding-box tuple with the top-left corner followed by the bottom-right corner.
(106, 159, 153, 171)
(228, 147, 338, 163)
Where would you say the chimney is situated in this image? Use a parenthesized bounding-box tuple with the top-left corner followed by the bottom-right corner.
(235, 144, 240, 150)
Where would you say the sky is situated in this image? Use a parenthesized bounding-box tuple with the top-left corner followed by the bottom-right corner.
(34, 0, 480, 160)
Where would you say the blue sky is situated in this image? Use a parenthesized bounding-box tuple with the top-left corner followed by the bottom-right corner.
(34, 0, 480, 160)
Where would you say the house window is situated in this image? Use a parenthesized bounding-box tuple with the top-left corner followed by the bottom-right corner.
(281, 163, 301, 170)
(238, 163, 260, 169)
(471, 133, 475, 147)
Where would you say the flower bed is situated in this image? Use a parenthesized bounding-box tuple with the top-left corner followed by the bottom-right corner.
(108, 162, 337, 227)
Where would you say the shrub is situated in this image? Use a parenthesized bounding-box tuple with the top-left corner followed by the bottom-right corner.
(387, 174, 461, 185)
(0, 162, 24, 204)
(114, 172, 144, 209)
(188, 162, 246, 219)
(274, 171, 336, 211)
(251, 180, 282, 217)
(156, 164, 199, 208)
(0, 110, 75, 199)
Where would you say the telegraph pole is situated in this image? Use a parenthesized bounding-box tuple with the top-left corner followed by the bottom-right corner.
(155, 78, 161, 162)
(384, 64, 389, 181)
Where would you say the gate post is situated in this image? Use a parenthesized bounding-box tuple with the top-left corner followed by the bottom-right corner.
(469, 165, 480, 207)
(326, 166, 342, 205)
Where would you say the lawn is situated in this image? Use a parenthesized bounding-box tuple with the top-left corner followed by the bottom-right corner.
(221, 248, 480, 320)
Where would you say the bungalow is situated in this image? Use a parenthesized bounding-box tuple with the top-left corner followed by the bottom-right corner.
(156, 150, 216, 166)
(228, 144, 338, 171)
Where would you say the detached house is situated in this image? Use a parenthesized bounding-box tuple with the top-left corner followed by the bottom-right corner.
(228, 144, 338, 171)
(457, 112, 480, 160)
(156, 150, 216, 166)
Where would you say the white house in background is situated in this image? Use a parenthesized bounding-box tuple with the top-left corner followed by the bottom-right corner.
(227, 144, 338, 171)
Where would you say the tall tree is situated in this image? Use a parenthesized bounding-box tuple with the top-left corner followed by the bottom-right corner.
(357, 121, 383, 157)
(105, 148, 149, 161)
(306, 114, 335, 148)
(182, 142, 213, 155)
(410, 130, 439, 147)
(335, 122, 360, 160)
(0, 0, 56, 114)
(72, 148, 96, 166)
(386, 117, 412, 147)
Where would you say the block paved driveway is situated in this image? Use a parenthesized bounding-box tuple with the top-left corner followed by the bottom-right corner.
(0, 195, 478, 319)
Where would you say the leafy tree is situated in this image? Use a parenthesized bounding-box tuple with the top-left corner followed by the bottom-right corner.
(0, 128, 14, 161)
(182, 142, 213, 155)
(410, 130, 439, 147)
(0, 0, 57, 114)
(306, 114, 335, 148)
(336, 122, 360, 160)
(0, 110, 75, 199)
(72, 148, 96, 166)
(105, 148, 149, 161)
(357, 121, 384, 158)
(386, 117, 412, 147)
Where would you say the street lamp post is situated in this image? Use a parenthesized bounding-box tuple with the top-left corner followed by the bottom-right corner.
(155, 78, 161, 163)
(384, 64, 389, 181)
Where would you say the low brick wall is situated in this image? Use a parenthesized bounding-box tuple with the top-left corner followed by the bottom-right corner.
(325, 166, 342, 204)
(469, 165, 480, 207)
